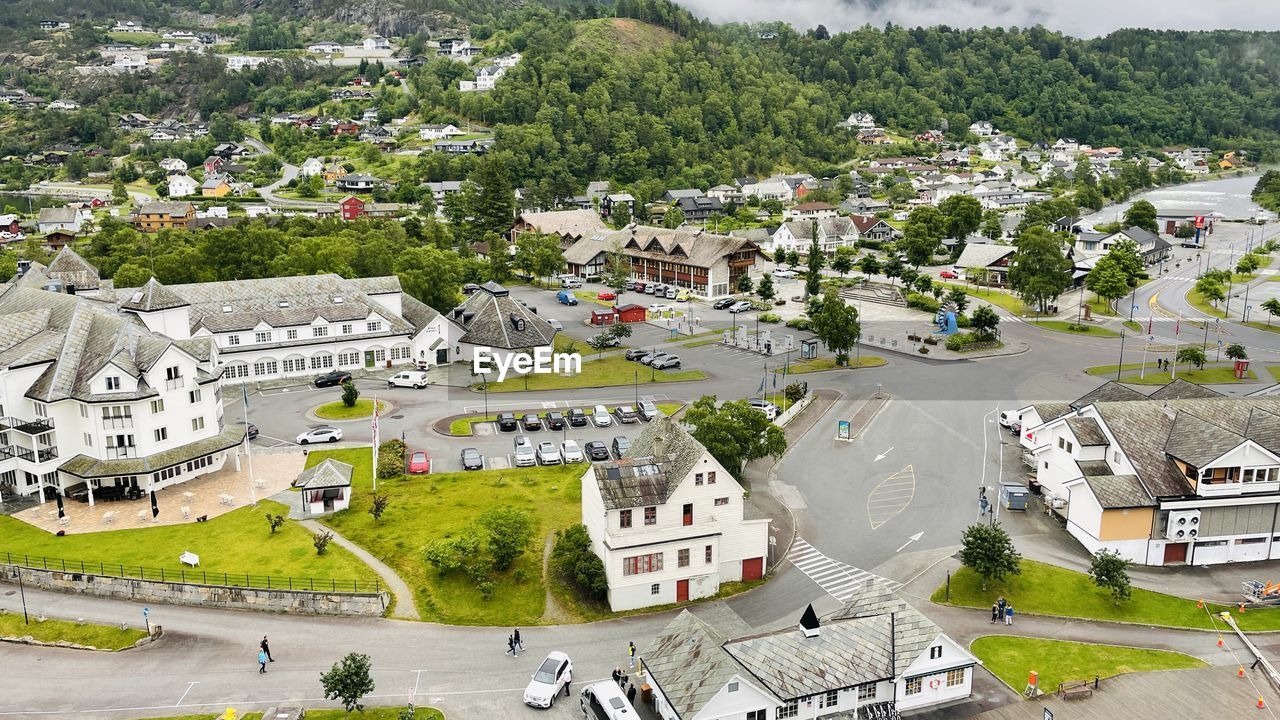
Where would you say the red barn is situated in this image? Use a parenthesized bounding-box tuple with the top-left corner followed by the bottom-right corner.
(339, 195, 366, 221)
(614, 303, 647, 323)
(590, 309, 616, 326)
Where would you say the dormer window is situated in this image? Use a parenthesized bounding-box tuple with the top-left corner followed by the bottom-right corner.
(222, 304, 232, 313)
(278, 300, 290, 308)
(105, 377, 120, 391)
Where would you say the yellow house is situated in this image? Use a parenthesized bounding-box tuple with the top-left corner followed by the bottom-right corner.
(201, 174, 232, 197)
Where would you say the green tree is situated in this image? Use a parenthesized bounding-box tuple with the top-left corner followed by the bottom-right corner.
(467, 156, 517, 240)
(1225, 343, 1248, 361)
(682, 396, 787, 476)
(1085, 255, 1131, 308)
(1009, 226, 1071, 313)
(737, 273, 754, 294)
(477, 506, 534, 570)
(901, 206, 946, 265)
(113, 262, 152, 287)
(368, 493, 390, 522)
(423, 530, 481, 574)
(1262, 298, 1280, 326)
(396, 245, 463, 312)
(515, 232, 566, 287)
(970, 305, 1000, 341)
(857, 254, 880, 279)
(939, 195, 983, 240)
(831, 246, 856, 277)
(1237, 253, 1262, 275)
(981, 211, 1003, 241)
(757, 272, 775, 302)
(1088, 549, 1132, 603)
(320, 652, 376, 713)
(602, 241, 631, 300)
(1177, 346, 1207, 370)
(663, 204, 685, 228)
(811, 287, 861, 365)
(804, 231, 824, 298)
(265, 514, 285, 534)
(341, 380, 359, 408)
(914, 275, 933, 295)
(945, 287, 969, 314)
(1194, 276, 1225, 307)
(487, 235, 512, 282)
(550, 524, 607, 603)
(959, 522, 1022, 591)
(882, 256, 904, 285)
(1123, 200, 1159, 235)
(112, 180, 128, 205)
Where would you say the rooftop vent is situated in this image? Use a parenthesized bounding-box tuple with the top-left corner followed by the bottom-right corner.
(278, 300, 290, 308)
(222, 304, 232, 313)
(332, 296, 344, 304)
(510, 314, 526, 331)
(606, 467, 621, 481)
(799, 604, 820, 639)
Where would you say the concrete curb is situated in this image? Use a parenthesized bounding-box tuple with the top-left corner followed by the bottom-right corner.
(305, 398, 396, 424)
(932, 600, 1280, 635)
(0, 625, 161, 652)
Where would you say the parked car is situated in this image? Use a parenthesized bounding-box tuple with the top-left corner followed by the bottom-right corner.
(513, 436, 537, 467)
(561, 439, 585, 463)
(674, 289, 692, 301)
(521, 413, 543, 431)
(408, 450, 431, 474)
(773, 269, 797, 278)
(632, 281, 646, 293)
(747, 398, 778, 420)
(536, 441, 562, 465)
(461, 447, 484, 470)
(314, 370, 352, 388)
(557, 290, 578, 305)
(590, 333, 621, 348)
(638, 400, 658, 421)
(663, 286, 678, 299)
(625, 348, 651, 361)
(567, 408, 589, 427)
(462, 283, 482, 295)
(584, 440, 610, 461)
(246, 422, 259, 439)
(939, 270, 959, 279)
(524, 651, 573, 708)
(712, 298, 736, 310)
(640, 352, 670, 366)
(597, 291, 617, 301)
(591, 404, 613, 427)
(547, 318, 564, 331)
(998, 410, 1021, 428)
(388, 370, 429, 388)
(645, 284, 660, 295)
(545, 411, 566, 430)
(496, 412, 518, 432)
(728, 301, 752, 313)
(560, 277, 583, 288)
(613, 405, 638, 424)
(612, 435, 631, 459)
(652, 355, 682, 370)
(648, 303, 673, 314)
(624, 280, 637, 291)
(296, 426, 342, 444)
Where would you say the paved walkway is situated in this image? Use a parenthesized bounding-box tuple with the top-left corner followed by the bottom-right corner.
(298, 519, 418, 620)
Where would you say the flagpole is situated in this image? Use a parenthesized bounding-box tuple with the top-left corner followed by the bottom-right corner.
(243, 383, 256, 507)
(371, 394, 379, 493)
(1171, 312, 1180, 380)
(1140, 336, 1149, 380)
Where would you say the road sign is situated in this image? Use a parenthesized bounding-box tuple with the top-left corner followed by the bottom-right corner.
(837, 420, 851, 440)
(143, 607, 149, 618)
(1044, 709, 1053, 720)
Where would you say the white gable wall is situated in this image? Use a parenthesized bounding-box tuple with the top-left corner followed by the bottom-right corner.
(692, 674, 777, 720)
(896, 633, 976, 711)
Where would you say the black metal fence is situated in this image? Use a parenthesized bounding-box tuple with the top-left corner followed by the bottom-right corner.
(1, 551, 381, 594)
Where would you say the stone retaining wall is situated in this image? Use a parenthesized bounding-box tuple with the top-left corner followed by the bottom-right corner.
(2, 565, 387, 616)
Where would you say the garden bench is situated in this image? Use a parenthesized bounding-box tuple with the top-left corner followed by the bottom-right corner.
(1058, 680, 1092, 700)
(180, 551, 200, 567)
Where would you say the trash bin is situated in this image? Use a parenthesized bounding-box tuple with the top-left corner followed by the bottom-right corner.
(1235, 359, 1251, 379)
(640, 683, 653, 705)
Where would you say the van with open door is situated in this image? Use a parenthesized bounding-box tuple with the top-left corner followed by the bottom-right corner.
(580, 679, 636, 720)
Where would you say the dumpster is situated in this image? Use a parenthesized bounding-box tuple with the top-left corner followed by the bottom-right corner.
(1001, 483, 1029, 511)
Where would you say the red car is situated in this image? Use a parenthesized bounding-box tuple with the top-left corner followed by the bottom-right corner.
(939, 270, 959, 279)
(597, 291, 617, 301)
(407, 450, 431, 474)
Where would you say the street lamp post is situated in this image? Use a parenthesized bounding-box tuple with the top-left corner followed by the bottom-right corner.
(634, 370, 639, 407)
(1116, 328, 1126, 381)
(482, 371, 489, 422)
(1075, 282, 1086, 327)
(17, 566, 28, 624)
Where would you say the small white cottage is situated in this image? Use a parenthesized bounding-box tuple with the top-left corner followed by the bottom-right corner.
(296, 459, 353, 515)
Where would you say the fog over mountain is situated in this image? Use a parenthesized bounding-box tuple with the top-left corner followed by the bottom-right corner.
(672, 0, 1280, 37)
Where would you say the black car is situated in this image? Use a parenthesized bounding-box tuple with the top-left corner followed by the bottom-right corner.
(612, 435, 632, 458)
(567, 408, 589, 427)
(613, 406, 638, 424)
(712, 298, 736, 310)
(496, 412, 518, 431)
(461, 447, 484, 470)
(246, 422, 259, 440)
(546, 411, 566, 430)
(584, 440, 610, 461)
(521, 413, 543, 431)
(625, 348, 651, 361)
(314, 370, 353, 388)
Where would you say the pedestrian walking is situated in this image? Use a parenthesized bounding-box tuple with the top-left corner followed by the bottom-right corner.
(1005, 605, 1014, 626)
(258, 648, 268, 674)
(507, 635, 515, 657)
(260, 635, 273, 662)
(564, 666, 572, 697)
(514, 628, 523, 652)
(990, 603, 1000, 623)
(627, 684, 637, 705)
(628, 641, 637, 669)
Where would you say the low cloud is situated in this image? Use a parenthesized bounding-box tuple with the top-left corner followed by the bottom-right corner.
(673, 0, 1280, 37)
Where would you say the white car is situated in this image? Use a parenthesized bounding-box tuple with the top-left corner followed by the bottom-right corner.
(387, 370, 429, 388)
(638, 399, 658, 421)
(592, 404, 613, 427)
(296, 426, 342, 444)
(536, 441, 562, 465)
(524, 651, 573, 708)
(547, 318, 564, 331)
(648, 303, 673, 314)
(747, 398, 778, 420)
(773, 269, 797, 278)
(727, 301, 752, 313)
(998, 410, 1021, 428)
(513, 436, 537, 467)
(561, 439, 585, 463)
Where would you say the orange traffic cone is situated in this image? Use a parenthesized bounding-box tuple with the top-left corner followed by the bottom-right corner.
(1240, 666, 1246, 678)
(1197, 599, 1205, 609)
(1258, 696, 1266, 709)
(1240, 603, 1247, 613)
(1219, 637, 1226, 648)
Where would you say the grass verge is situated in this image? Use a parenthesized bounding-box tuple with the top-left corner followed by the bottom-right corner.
(1186, 289, 1227, 319)
(137, 709, 443, 720)
(936, 282, 1044, 317)
(478, 355, 705, 393)
(0, 613, 147, 651)
(314, 398, 386, 420)
(0, 500, 376, 589)
(1085, 362, 1255, 384)
(1032, 321, 1121, 338)
(933, 559, 1280, 631)
(315, 449, 586, 625)
(970, 636, 1205, 693)
(771, 356, 887, 373)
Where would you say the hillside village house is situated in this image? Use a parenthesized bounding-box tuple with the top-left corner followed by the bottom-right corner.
(419, 124, 463, 141)
(167, 174, 198, 198)
(644, 582, 977, 720)
(459, 64, 507, 92)
(783, 202, 839, 221)
(954, 243, 1016, 286)
(513, 210, 763, 298)
(1018, 380, 1280, 567)
(299, 158, 324, 177)
(201, 174, 233, 197)
(581, 417, 769, 611)
(36, 207, 83, 235)
(1074, 226, 1172, 266)
(132, 201, 195, 232)
(770, 214, 895, 255)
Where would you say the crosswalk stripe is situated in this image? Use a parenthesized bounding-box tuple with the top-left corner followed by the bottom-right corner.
(786, 536, 901, 601)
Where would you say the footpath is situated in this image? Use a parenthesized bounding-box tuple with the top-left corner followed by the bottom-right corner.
(298, 519, 420, 621)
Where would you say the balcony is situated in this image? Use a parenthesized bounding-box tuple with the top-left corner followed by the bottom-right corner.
(104, 446, 137, 460)
(102, 416, 134, 429)
(165, 376, 185, 391)
(0, 417, 54, 435)
(36, 447, 57, 463)
(0, 446, 34, 462)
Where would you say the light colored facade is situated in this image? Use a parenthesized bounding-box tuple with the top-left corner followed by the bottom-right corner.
(1020, 380, 1280, 566)
(167, 174, 198, 198)
(581, 417, 769, 612)
(460, 65, 506, 92)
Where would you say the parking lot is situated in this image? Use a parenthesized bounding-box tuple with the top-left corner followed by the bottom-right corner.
(456, 401, 667, 472)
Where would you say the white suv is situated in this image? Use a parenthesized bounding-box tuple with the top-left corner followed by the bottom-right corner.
(513, 436, 537, 467)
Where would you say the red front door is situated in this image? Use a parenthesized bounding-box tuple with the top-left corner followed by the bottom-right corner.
(1164, 542, 1188, 564)
(676, 579, 689, 603)
(742, 557, 764, 581)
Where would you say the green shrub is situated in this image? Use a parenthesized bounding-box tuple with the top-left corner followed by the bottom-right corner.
(860, 239, 884, 251)
(907, 292, 940, 312)
(748, 299, 772, 311)
(946, 332, 977, 351)
(956, 313, 972, 328)
(786, 317, 813, 331)
(550, 524, 608, 603)
(758, 312, 782, 323)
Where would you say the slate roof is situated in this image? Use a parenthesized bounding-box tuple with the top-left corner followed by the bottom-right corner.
(724, 615, 894, 699)
(61, 423, 246, 479)
(452, 282, 556, 349)
(779, 217, 858, 241)
(1083, 474, 1155, 509)
(1163, 410, 1244, 467)
(1076, 459, 1113, 477)
(517, 210, 607, 239)
(120, 277, 189, 312)
(1030, 402, 1070, 423)
(38, 207, 78, 225)
(1066, 416, 1108, 446)
(1069, 381, 1147, 409)
(136, 201, 194, 217)
(644, 611, 748, 718)
(296, 458, 353, 489)
(954, 243, 1015, 268)
(593, 417, 707, 510)
(828, 579, 945, 677)
(1149, 378, 1223, 401)
(45, 246, 101, 290)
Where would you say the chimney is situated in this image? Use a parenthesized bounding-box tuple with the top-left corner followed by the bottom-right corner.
(1162, 401, 1176, 421)
(799, 604, 820, 638)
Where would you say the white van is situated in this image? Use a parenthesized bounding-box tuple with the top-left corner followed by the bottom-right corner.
(580, 680, 636, 720)
(387, 370, 429, 389)
(998, 410, 1021, 428)
(560, 276, 583, 288)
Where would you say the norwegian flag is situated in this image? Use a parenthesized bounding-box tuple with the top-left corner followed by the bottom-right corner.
(371, 395, 380, 446)
(1175, 312, 1181, 337)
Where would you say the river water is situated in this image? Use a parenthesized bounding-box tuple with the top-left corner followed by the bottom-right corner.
(0, 193, 77, 214)
(1082, 173, 1272, 226)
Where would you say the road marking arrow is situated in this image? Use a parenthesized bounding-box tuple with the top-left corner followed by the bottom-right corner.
(874, 446, 895, 462)
(896, 531, 924, 553)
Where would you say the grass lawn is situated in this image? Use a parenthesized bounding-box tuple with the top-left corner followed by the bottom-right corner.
(970, 636, 1205, 693)
(1086, 295, 1117, 317)
(1033, 321, 1122, 338)
(1186, 288, 1228, 319)
(933, 559, 1280, 631)
(1123, 320, 1143, 333)
(772, 356, 887, 373)
(447, 402, 683, 436)
(1085, 362, 1255, 385)
(314, 448, 587, 625)
(314, 398, 386, 420)
(0, 612, 148, 651)
(107, 31, 163, 44)
(478, 355, 705, 393)
(1269, 365, 1280, 382)
(936, 282, 1044, 317)
(138, 709, 442, 720)
(0, 500, 376, 589)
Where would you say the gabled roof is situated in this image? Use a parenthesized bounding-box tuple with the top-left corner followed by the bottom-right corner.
(136, 201, 194, 217)
(46, 246, 101, 290)
(1149, 378, 1222, 401)
(296, 458, 353, 489)
(516, 210, 607, 240)
(452, 282, 556, 349)
(954, 243, 1015, 269)
(1070, 381, 1147, 409)
(1164, 410, 1245, 467)
(1082, 474, 1155, 509)
(1066, 416, 1108, 446)
(644, 611, 747, 718)
(37, 207, 78, 224)
(592, 417, 709, 509)
(829, 579, 946, 676)
(724, 614, 894, 699)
